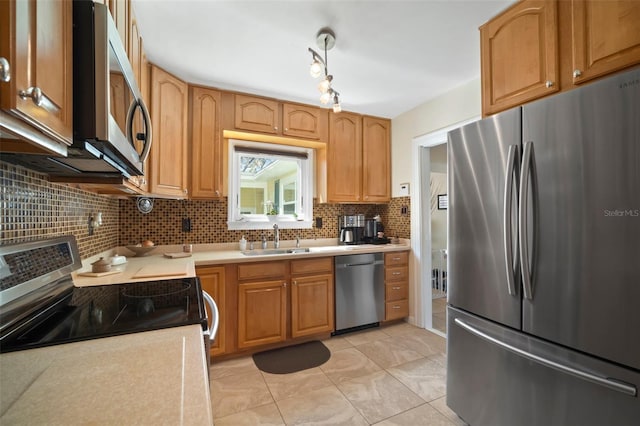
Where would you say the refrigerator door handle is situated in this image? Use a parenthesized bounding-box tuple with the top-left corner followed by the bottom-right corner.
(454, 318, 637, 397)
(519, 141, 534, 300)
(503, 144, 518, 296)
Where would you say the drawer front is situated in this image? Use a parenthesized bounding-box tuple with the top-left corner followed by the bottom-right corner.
(385, 282, 408, 302)
(386, 299, 409, 320)
(385, 266, 408, 282)
(291, 257, 333, 275)
(385, 251, 408, 266)
(238, 261, 286, 280)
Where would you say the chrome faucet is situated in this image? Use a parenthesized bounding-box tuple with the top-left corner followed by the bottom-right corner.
(261, 235, 267, 249)
(273, 224, 280, 248)
(296, 235, 300, 248)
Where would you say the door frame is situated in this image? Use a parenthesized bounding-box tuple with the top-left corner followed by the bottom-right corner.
(411, 116, 479, 335)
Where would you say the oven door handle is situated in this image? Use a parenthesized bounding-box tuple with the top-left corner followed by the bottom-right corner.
(202, 290, 219, 343)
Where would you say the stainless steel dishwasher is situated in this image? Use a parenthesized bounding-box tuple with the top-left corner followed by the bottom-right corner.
(334, 253, 384, 334)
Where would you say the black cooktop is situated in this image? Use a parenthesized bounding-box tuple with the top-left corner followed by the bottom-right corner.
(0, 277, 207, 353)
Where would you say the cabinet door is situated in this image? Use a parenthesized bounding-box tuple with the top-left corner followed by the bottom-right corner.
(1, 0, 73, 145)
(362, 116, 391, 202)
(150, 66, 189, 197)
(291, 274, 334, 338)
(196, 266, 226, 356)
(572, 0, 640, 85)
(480, 0, 559, 116)
(190, 87, 223, 199)
(328, 111, 362, 202)
(282, 103, 322, 139)
(234, 94, 279, 134)
(238, 280, 287, 349)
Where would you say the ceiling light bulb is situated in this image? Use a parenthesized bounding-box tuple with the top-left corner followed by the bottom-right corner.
(318, 77, 331, 94)
(309, 60, 322, 78)
(320, 92, 332, 105)
(333, 102, 341, 113)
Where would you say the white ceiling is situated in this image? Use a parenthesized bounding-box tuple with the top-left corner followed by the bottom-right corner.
(132, 0, 513, 119)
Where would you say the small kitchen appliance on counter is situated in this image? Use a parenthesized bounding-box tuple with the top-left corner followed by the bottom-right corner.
(338, 214, 365, 245)
(363, 216, 390, 245)
(0, 236, 216, 356)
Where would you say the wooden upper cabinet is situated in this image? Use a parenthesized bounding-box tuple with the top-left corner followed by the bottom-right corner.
(0, 0, 73, 147)
(149, 66, 189, 198)
(282, 103, 323, 139)
(327, 112, 362, 202)
(571, 0, 640, 85)
(362, 116, 391, 203)
(480, 0, 559, 116)
(234, 94, 280, 134)
(190, 87, 223, 199)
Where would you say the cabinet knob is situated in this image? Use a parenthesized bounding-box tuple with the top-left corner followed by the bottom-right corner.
(285, 128, 288, 131)
(573, 69, 583, 78)
(183, 189, 188, 194)
(215, 190, 221, 196)
(274, 126, 278, 131)
(19, 86, 45, 107)
(293, 280, 297, 286)
(545, 80, 554, 88)
(0, 57, 10, 82)
(283, 282, 287, 287)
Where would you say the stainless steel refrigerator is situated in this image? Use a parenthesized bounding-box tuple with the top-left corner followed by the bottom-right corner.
(446, 67, 640, 426)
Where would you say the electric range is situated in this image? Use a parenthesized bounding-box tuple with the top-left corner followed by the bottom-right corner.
(0, 236, 208, 353)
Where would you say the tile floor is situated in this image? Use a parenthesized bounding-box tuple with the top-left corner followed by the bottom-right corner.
(432, 298, 447, 334)
(210, 322, 465, 425)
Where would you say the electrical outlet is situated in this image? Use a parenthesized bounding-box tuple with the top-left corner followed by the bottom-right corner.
(401, 205, 408, 216)
(315, 217, 323, 228)
(182, 218, 191, 232)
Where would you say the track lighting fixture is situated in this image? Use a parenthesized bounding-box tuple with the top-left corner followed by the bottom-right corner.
(308, 28, 342, 112)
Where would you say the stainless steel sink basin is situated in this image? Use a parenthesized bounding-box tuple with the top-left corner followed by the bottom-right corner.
(241, 248, 310, 256)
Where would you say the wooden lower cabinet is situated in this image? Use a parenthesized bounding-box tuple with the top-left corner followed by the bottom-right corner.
(196, 266, 226, 356)
(384, 252, 410, 320)
(233, 257, 334, 353)
(237, 279, 287, 349)
(291, 257, 334, 338)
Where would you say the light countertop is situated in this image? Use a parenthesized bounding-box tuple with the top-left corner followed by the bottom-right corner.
(73, 239, 411, 287)
(0, 325, 213, 425)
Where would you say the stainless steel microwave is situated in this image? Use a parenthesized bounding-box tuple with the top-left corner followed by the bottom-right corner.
(69, 0, 152, 177)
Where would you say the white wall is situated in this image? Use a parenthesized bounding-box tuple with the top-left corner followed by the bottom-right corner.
(391, 78, 481, 196)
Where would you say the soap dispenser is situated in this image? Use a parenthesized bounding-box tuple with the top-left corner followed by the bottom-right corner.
(239, 235, 247, 251)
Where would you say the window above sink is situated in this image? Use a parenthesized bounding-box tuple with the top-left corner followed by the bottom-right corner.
(228, 139, 314, 230)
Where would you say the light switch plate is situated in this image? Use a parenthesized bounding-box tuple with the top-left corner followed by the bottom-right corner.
(399, 182, 410, 196)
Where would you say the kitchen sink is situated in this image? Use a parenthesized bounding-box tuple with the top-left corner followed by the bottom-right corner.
(241, 248, 310, 256)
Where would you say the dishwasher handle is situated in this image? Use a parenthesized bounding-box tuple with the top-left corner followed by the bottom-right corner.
(337, 260, 384, 268)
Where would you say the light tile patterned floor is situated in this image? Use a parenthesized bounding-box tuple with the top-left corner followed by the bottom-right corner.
(210, 323, 466, 425)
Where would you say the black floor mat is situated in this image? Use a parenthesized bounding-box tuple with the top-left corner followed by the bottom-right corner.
(252, 340, 331, 374)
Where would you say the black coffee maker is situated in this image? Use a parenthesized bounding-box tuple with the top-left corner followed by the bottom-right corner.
(363, 215, 390, 244)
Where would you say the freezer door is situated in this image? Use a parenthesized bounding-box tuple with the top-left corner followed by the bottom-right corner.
(448, 107, 521, 329)
(447, 307, 640, 426)
(522, 67, 640, 371)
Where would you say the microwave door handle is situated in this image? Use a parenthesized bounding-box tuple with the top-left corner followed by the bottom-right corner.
(126, 98, 153, 164)
(138, 98, 153, 163)
(202, 290, 219, 343)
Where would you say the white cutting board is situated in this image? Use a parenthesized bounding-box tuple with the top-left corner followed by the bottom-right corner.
(132, 263, 188, 279)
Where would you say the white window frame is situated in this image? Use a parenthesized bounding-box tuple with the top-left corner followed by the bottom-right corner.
(228, 139, 314, 230)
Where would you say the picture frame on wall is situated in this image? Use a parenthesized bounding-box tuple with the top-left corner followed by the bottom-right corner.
(438, 194, 448, 210)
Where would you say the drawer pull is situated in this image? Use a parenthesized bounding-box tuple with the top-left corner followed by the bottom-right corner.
(392, 305, 401, 309)
(392, 286, 401, 290)
(392, 257, 400, 261)
(392, 272, 401, 276)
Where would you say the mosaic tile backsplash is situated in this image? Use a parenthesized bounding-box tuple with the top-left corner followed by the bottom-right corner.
(1, 161, 411, 260)
(119, 197, 411, 246)
(0, 162, 120, 259)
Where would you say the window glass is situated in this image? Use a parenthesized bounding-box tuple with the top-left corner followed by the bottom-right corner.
(228, 140, 313, 230)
